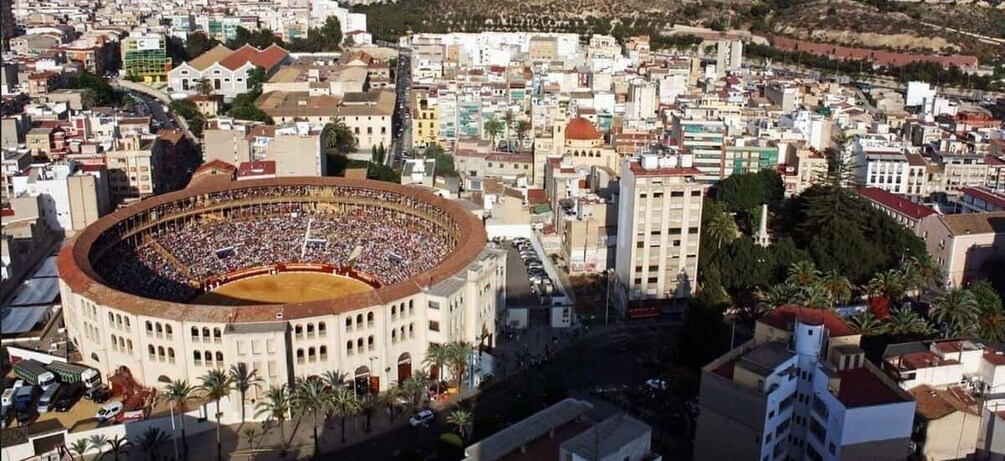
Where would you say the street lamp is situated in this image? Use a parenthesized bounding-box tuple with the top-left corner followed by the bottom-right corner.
(605, 268, 614, 327)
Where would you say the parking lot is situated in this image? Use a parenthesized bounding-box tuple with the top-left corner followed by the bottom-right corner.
(497, 237, 555, 309)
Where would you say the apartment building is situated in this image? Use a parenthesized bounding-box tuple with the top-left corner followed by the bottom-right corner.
(104, 135, 158, 200)
(933, 151, 989, 195)
(615, 148, 703, 302)
(670, 115, 727, 183)
(121, 33, 171, 83)
(248, 123, 326, 177)
(959, 187, 1005, 213)
(695, 306, 916, 461)
(919, 211, 1005, 288)
(10, 162, 111, 233)
(412, 87, 440, 148)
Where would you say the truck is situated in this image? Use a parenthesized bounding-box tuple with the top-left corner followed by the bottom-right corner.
(13, 360, 57, 390)
(12, 385, 36, 423)
(45, 362, 101, 389)
(36, 383, 61, 414)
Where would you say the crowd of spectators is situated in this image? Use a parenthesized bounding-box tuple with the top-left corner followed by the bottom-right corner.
(95, 199, 453, 303)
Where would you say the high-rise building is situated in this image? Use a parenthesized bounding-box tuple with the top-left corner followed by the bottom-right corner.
(615, 147, 703, 303)
(695, 306, 916, 461)
(121, 34, 172, 83)
(716, 40, 743, 77)
(670, 115, 728, 183)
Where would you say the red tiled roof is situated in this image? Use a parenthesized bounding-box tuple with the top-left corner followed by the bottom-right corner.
(193, 159, 236, 174)
(627, 161, 702, 178)
(565, 117, 600, 140)
(238, 160, 276, 177)
(962, 187, 1005, 210)
(984, 351, 1005, 366)
(856, 187, 937, 220)
(900, 351, 959, 371)
(758, 304, 857, 337)
(219, 44, 289, 71)
(837, 367, 906, 408)
(526, 188, 547, 205)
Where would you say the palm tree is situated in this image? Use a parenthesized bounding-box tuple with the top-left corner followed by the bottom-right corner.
(330, 386, 361, 444)
(976, 307, 1005, 342)
(322, 370, 349, 391)
(195, 78, 213, 96)
(932, 289, 979, 337)
(483, 117, 505, 149)
(198, 369, 234, 461)
(758, 283, 796, 313)
(847, 312, 886, 336)
(706, 211, 738, 249)
(402, 371, 431, 408)
(105, 435, 131, 461)
(868, 270, 905, 302)
(292, 376, 331, 457)
(241, 428, 259, 461)
(445, 341, 474, 391)
(322, 116, 356, 154)
(515, 120, 532, 148)
(162, 379, 197, 460)
(69, 439, 91, 461)
(819, 270, 853, 308)
(229, 362, 263, 423)
(424, 344, 449, 395)
(911, 255, 945, 293)
(360, 395, 379, 433)
(795, 284, 830, 310)
(447, 408, 474, 441)
(786, 260, 819, 286)
(885, 308, 934, 337)
(255, 386, 291, 455)
(134, 427, 170, 461)
(88, 435, 109, 460)
(378, 387, 405, 423)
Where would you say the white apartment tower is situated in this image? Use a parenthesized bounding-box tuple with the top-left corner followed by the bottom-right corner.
(716, 40, 743, 77)
(695, 306, 917, 461)
(616, 148, 703, 303)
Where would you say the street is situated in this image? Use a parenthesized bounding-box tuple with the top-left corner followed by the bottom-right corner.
(392, 49, 412, 169)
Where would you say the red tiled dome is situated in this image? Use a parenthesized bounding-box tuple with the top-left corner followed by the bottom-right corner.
(565, 117, 600, 140)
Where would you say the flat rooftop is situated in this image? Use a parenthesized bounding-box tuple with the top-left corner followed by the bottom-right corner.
(837, 367, 910, 408)
(736, 341, 794, 378)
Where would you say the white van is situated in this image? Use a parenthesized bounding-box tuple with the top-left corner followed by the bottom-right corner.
(1, 388, 14, 407)
(36, 384, 61, 414)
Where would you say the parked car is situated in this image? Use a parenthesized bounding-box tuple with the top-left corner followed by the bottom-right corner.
(54, 383, 84, 412)
(84, 385, 111, 403)
(96, 401, 123, 421)
(409, 409, 435, 427)
(645, 379, 668, 391)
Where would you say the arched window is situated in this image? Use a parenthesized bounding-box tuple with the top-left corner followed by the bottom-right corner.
(116, 314, 122, 325)
(146, 321, 153, 333)
(408, 323, 414, 337)
(108, 312, 114, 323)
(216, 352, 223, 363)
(296, 349, 305, 363)
(295, 325, 303, 336)
(205, 350, 213, 363)
(391, 329, 397, 341)
(347, 341, 354, 354)
(399, 303, 405, 315)
(367, 312, 374, 325)
(167, 348, 175, 362)
(213, 328, 222, 341)
(148, 345, 156, 356)
(391, 305, 397, 316)
(357, 338, 364, 349)
(124, 317, 130, 329)
(306, 323, 314, 336)
(127, 340, 133, 353)
(156, 323, 163, 334)
(367, 336, 374, 350)
(318, 322, 326, 336)
(308, 347, 316, 362)
(158, 346, 165, 357)
(110, 334, 116, 349)
(194, 351, 202, 362)
(319, 346, 327, 359)
(345, 318, 352, 330)
(165, 325, 173, 336)
(119, 337, 125, 349)
(356, 314, 363, 325)
(202, 327, 210, 338)
(400, 326, 405, 337)
(192, 327, 199, 339)
(409, 300, 414, 314)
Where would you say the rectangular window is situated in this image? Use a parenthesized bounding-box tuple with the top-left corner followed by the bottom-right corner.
(809, 417, 826, 443)
(251, 340, 261, 355)
(429, 301, 440, 310)
(267, 339, 277, 354)
(236, 341, 246, 355)
(811, 395, 829, 420)
(429, 321, 440, 332)
(268, 361, 278, 377)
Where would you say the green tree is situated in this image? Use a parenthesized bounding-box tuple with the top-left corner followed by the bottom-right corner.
(423, 144, 456, 177)
(515, 120, 532, 148)
(447, 408, 474, 441)
(759, 282, 797, 314)
(229, 362, 263, 423)
(786, 260, 819, 286)
(706, 210, 738, 249)
(482, 117, 505, 148)
(819, 269, 853, 308)
(162, 380, 197, 460)
(445, 341, 473, 391)
(322, 117, 357, 155)
(378, 386, 405, 423)
(198, 369, 234, 461)
(247, 67, 266, 93)
(134, 427, 171, 461)
(970, 280, 1004, 313)
(402, 371, 431, 408)
(847, 312, 886, 336)
(867, 270, 905, 302)
(292, 376, 331, 457)
(184, 31, 219, 60)
(255, 386, 291, 455)
(106, 435, 132, 461)
(322, 370, 349, 390)
(320, 16, 344, 50)
(168, 99, 200, 120)
(971, 280, 1005, 341)
(88, 435, 109, 460)
(424, 343, 449, 395)
(330, 386, 361, 444)
(65, 72, 121, 106)
(69, 439, 91, 461)
(195, 78, 213, 96)
(931, 289, 979, 338)
(885, 308, 933, 337)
